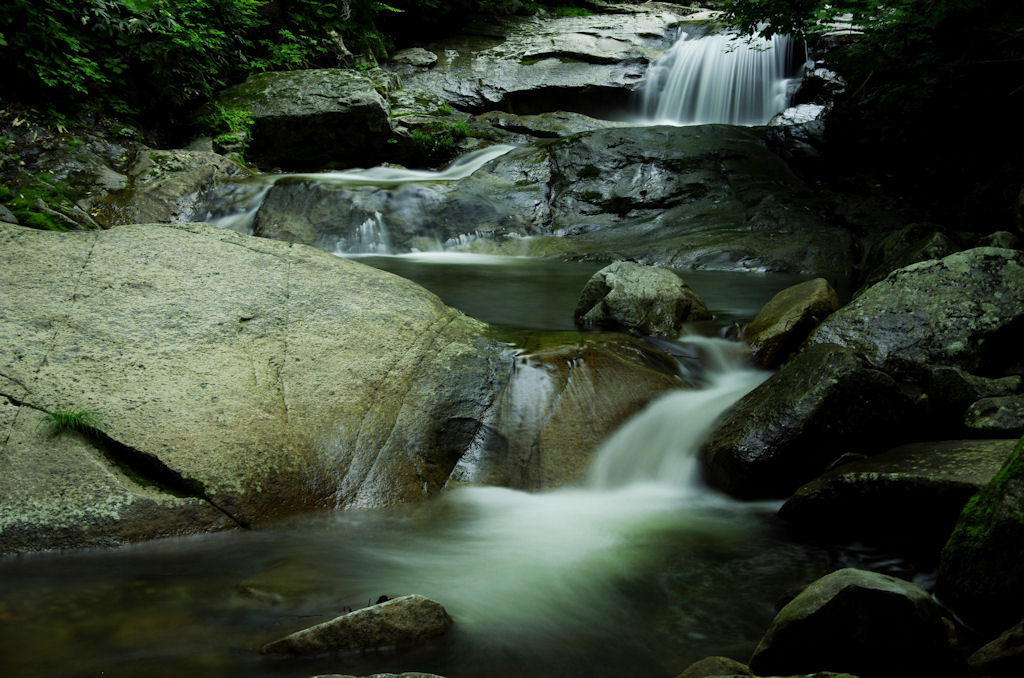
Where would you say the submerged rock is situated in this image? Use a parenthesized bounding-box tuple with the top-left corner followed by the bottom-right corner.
(749, 568, 955, 678)
(574, 261, 711, 337)
(217, 69, 393, 170)
(742, 278, 839, 368)
(780, 439, 1016, 551)
(939, 435, 1024, 631)
(262, 594, 452, 655)
(806, 248, 1024, 377)
(700, 344, 914, 499)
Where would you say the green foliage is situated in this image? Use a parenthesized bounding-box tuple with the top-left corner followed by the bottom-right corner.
(548, 6, 590, 17)
(199, 102, 254, 156)
(2, 173, 90, 231)
(43, 408, 102, 436)
(435, 103, 454, 116)
(412, 119, 469, 162)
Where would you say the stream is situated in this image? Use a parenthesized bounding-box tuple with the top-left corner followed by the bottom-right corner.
(0, 27, 896, 678)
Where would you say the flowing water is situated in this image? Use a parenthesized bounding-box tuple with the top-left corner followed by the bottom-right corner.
(0, 28, 893, 678)
(638, 32, 803, 125)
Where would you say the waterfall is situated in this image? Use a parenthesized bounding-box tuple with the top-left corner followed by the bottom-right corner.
(589, 335, 769, 489)
(639, 31, 799, 126)
(341, 211, 392, 254)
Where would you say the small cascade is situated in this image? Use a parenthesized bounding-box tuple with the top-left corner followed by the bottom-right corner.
(588, 335, 769, 490)
(339, 211, 393, 255)
(639, 32, 801, 126)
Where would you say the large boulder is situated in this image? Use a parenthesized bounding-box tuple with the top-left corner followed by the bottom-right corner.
(676, 656, 752, 678)
(806, 248, 1024, 377)
(217, 69, 393, 170)
(93, 149, 250, 226)
(574, 261, 711, 337)
(0, 222, 680, 553)
(742, 278, 840, 368)
(261, 594, 452, 655)
(938, 435, 1024, 631)
(780, 439, 1017, 551)
(700, 344, 915, 499)
(748, 568, 955, 678)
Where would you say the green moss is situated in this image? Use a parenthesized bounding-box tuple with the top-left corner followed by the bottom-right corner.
(2, 173, 88, 231)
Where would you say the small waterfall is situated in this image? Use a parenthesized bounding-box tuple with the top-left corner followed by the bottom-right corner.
(589, 335, 768, 489)
(639, 32, 799, 126)
(340, 211, 392, 254)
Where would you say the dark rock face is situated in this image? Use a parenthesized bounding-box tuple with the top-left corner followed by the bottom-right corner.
(806, 248, 1024, 377)
(925, 367, 1021, 436)
(261, 594, 452, 655)
(700, 344, 915, 499)
(742, 277, 840, 368)
(217, 69, 393, 170)
(574, 261, 711, 336)
(780, 439, 1017, 551)
(241, 125, 855, 282)
(939, 435, 1024, 631)
(855, 230, 960, 296)
(676, 655, 752, 678)
(749, 568, 955, 678)
(968, 619, 1024, 678)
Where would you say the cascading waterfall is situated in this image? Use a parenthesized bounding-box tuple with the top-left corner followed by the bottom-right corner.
(639, 31, 800, 125)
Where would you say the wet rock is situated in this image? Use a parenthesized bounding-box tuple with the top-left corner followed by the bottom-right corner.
(700, 344, 914, 499)
(780, 439, 1016, 551)
(806, 248, 1024, 377)
(475, 110, 631, 139)
(742, 278, 839, 368)
(749, 568, 955, 678)
(0, 222, 504, 553)
(855, 231, 960, 295)
(391, 47, 438, 69)
(860, 222, 946, 277)
(217, 69, 392, 170)
(262, 594, 452, 655)
(968, 619, 1024, 678)
(939, 436, 1024, 631)
(448, 331, 682, 490)
(313, 674, 446, 678)
(574, 261, 711, 337)
(925, 367, 1021, 433)
(964, 395, 1024, 437)
(241, 125, 855, 282)
(94, 149, 250, 227)
(399, 6, 691, 114)
(676, 655, 752, 678)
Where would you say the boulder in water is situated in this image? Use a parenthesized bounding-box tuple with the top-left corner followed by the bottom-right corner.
(806, 248, 1024, 377)
(574, 261, 711, 337)
(390, 47, 438, 69)
(780, 439, 1016, 551)
(700, 344, 915, 499)
(938, 435, 1024, 631)
(742, 278, 839, 368)
(217, 69, 393, 170)
(748, 568, 955, 677)
(261, 594, 452, 655)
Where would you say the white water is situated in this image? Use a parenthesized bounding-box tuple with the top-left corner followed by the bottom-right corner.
(328, 336, 773, 642)
(206, 144, 517, 238)
(639, 32, 798, 126)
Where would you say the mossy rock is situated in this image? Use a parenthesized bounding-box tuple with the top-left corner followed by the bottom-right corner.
(938, 434, 1024, 631)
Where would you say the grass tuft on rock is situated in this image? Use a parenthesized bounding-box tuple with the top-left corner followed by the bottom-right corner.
(44, 408, 102, 437)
